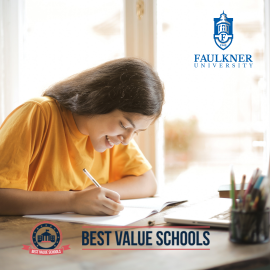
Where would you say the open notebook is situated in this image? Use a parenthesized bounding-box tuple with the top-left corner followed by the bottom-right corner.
(24, 197, 187, 226)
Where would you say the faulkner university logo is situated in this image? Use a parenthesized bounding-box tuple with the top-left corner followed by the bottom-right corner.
(214, 11, 233, 50)
(194, 11, 253, 68)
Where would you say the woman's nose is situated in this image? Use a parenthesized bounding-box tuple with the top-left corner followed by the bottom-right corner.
(118, 132, 134, 145)
(118, 135, 125, 143)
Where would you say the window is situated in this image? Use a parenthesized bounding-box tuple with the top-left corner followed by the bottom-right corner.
(1, 1, 269, 199)
(21, 0, 124, 103)
(158, 0, 266, 199)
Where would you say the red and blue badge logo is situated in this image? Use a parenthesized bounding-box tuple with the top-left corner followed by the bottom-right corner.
(22, 221, 70, 255)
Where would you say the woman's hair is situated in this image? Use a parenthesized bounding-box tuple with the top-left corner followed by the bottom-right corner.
(43, 57, 164, 118)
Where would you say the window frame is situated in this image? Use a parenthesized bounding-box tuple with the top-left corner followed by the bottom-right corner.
(0, 0, 24, 123)
(124, 0, 164, 193)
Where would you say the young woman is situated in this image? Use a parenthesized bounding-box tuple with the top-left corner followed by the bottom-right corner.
(0, 58, 164, 216)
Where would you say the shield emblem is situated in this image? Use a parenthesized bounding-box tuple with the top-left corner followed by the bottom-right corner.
(214, 11, 233, 50)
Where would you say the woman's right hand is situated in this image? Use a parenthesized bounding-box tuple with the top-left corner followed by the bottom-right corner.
(70, 187, 124, 216)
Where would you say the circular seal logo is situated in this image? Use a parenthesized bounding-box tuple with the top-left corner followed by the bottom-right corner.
(30, 221, 62, 250)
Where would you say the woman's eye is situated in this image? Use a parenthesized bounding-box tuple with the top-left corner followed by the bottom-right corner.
(120, 122, 127, 129)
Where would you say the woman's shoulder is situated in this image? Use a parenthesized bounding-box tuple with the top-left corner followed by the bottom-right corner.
(0, 97, 61, 129)
(25, 96, 56, 109)
(22, 96, 60, 119)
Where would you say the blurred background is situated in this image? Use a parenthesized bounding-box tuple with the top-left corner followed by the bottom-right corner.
(158, 0, 266, 199)
(21, 0, 125, 101)
(1, 0, 267, 199)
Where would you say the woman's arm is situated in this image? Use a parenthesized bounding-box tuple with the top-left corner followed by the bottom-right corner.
(0, 189, 72, 215)
(87, 170, 157, 200)
(0, 188, 124, 216)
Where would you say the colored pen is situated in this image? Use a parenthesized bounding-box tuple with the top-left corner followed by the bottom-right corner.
(251, 176, 264, 200)
(83, 168, 101, 188)
(243, 169, 260, 203)
(252, 196, 259, 211)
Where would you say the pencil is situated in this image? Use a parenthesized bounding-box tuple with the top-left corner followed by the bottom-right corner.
(83, 168, 101, 188)
(243, 168, 259, 203)
(230, 167, 236, 209)
(238, 175, 246, 210)
(230, 166, 236, 239)
(233, 175, 237, 209)
(239, 175, 246, 199)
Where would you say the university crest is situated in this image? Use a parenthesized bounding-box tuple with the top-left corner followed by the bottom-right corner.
(214, 11, 233, 50)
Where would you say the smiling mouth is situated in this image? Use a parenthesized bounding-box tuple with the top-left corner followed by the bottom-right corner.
(106, 135, 114, 147)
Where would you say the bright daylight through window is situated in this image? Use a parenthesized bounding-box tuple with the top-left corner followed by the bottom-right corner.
(158, 0, 265, 199)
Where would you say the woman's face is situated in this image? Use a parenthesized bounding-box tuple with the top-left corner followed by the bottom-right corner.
(73, 110, 154, 152)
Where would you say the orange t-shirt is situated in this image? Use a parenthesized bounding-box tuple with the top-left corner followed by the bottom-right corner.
(0, 97, 152, 191)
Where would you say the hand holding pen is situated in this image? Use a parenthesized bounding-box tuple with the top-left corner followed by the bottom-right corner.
(68, 168, 124, 216)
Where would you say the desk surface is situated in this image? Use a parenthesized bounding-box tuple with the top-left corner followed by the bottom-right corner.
(1, 199, 270, 270)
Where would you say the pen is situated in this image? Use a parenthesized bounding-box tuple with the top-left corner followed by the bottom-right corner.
(249, 169, 262, 193)
(252, 195, 259, 211)
(243, 168, 260, 204)
(244, 169, 257, 196)
(251, 176, 264, 200)
(83, 168, 101, 188)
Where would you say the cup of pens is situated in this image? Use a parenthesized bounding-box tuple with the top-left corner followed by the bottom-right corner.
(229, 168, 269, 244)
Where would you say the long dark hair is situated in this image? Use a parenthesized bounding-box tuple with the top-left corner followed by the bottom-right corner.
(43, 58, 164, 118)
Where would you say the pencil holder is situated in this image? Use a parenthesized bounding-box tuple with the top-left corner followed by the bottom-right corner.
(229, 208, 269, 244)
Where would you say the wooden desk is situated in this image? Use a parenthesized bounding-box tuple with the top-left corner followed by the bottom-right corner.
(1, 200, 270, 270)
